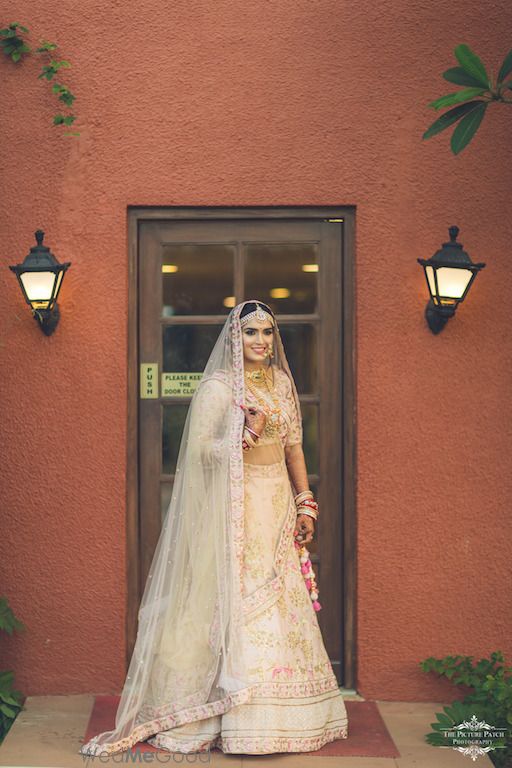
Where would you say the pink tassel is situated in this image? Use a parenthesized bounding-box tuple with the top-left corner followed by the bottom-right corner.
(295, 539, 322, 612)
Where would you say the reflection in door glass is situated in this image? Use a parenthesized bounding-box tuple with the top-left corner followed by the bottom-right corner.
(278, 325, 317, 394)
(163, 324, 223, 373)
(162, 404, 190, 475)
(162, 244, 235, 316)
(245, 243, 318, 314)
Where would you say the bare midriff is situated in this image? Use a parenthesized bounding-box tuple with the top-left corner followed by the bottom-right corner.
(242, 439, 285, 465)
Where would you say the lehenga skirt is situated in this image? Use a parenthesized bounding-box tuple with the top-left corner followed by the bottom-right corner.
(147, 458, 349, 754)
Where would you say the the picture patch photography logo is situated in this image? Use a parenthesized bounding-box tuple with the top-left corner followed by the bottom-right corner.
(441, 713, 508, 761)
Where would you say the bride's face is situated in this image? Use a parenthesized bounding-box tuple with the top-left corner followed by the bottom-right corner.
(242, 319, 274, 365)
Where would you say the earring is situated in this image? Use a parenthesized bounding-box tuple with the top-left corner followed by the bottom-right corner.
(268, 347, 274, 358)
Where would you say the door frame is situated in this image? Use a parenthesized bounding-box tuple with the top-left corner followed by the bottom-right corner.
(126, 206, 357, 691)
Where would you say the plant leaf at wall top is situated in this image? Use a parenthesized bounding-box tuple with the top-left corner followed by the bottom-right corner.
(0, 22, 79, 136)
(423, 44, 512, 155)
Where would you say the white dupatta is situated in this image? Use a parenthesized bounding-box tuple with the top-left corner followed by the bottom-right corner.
(80, 300, 302, 756)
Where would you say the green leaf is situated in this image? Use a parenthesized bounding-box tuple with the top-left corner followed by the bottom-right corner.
(50, 59, 71, 69)
(450, 101, 487, 154)
(443, 67, 487, 88)
(428, 87, 487, 110)
(11, 50, 21, 62)
(36, 40, 57, 52)
(0, 703, 16, 718)
(63, 115, 76, 125)
(0, 693, 19, 706)
(454, 44, 489, 88)
(53, 115, 65, 125)
(60, 92, 75, 106)
(423, 101, 485, 141)
(437, 713, 453, 728)
(497, 49, 512, 85)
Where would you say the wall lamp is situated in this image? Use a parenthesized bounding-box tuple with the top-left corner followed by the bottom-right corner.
(417, 226, 485, 334)
(9, 230, 71, 336)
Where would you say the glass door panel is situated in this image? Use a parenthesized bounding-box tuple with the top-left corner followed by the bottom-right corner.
(278, 324, 317, 393)
(301, 403, 319, 475)
(244, 243, 318, 313)
(162, 324, 224, 372)
(162, 404, 189, 475)
(161, 483, 173, 523)
(162, 243, 235, 316)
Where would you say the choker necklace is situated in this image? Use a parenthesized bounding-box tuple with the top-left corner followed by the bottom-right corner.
(244, 366, 273, 387)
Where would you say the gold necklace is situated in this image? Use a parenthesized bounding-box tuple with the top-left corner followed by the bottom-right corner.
(244, 366, 283, 437)
(245, 365, 273, 388)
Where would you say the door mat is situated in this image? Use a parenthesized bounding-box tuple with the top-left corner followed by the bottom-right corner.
(82, 695, 400, 758)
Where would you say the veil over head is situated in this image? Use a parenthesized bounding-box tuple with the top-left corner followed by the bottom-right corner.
(80, 300, 302, 756)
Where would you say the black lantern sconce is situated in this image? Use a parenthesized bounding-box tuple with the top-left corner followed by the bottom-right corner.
(9, 230, 71, 336)
(417, 226, 485, 334)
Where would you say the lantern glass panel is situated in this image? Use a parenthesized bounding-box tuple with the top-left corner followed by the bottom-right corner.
(426, 265, 436, 297)
(437, 266, 473, 300)
(53, 269, 65, 299)
(20, 271, 57, 305)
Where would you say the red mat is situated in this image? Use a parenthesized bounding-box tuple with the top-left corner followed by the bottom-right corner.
(82, 695, 400, 758)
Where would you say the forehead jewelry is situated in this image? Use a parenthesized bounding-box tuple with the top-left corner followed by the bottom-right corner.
(240, 305, 275, 327)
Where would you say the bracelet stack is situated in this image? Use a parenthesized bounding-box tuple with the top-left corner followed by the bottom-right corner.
(294, 490, 319, 520)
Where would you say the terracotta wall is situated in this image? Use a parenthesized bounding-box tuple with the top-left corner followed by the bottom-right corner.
(1, 0, 511, 700)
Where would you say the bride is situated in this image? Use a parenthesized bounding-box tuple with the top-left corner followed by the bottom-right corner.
(80, 299, 348, 755)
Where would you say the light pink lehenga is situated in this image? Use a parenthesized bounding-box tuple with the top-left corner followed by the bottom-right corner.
(146, 366, 348, 753)
(79, 301, 348, 757)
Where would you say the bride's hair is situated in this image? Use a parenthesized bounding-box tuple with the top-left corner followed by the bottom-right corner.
(239, 300, 275, 321)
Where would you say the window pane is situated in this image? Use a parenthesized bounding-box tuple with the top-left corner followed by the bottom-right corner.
(163, 324, 223, 373)
(162, 244, 235, 316)
(301, 403, 318, 475)
(244, 243, 318, 313)
(278, 324, 317, 393)
(162, 405, 190, 475)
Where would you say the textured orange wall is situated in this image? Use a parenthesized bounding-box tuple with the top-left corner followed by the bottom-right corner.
(1, 0, 511, 701)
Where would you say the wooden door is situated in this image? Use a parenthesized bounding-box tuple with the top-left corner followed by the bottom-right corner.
(132, 211, 353, 687)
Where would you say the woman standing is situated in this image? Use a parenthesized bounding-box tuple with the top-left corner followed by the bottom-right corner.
(80, 300, 348, 756)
